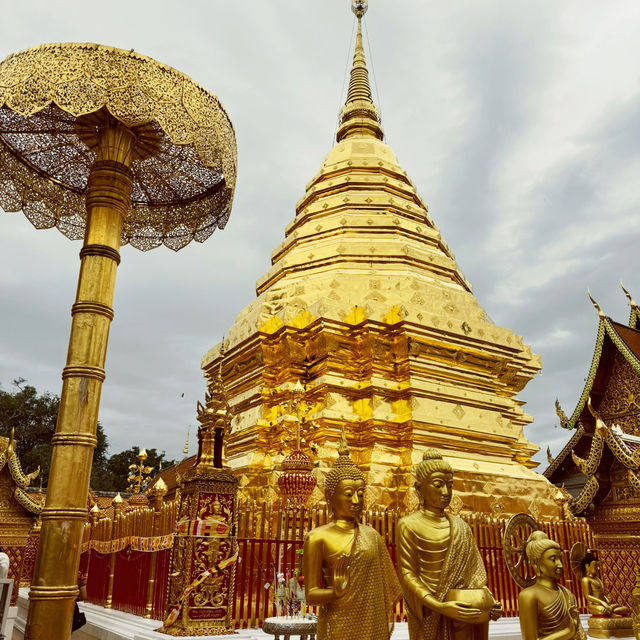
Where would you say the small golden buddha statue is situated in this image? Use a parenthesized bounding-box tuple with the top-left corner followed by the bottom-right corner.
(569, 543, 632, 638)
(302, 434, 401, 640)
(519, 530, 585, 640)
(579, 550, 629, 617)
(396, 449, 502, 640)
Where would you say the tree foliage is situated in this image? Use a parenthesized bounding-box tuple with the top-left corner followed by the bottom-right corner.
(0, 379, 174, 492)
(0, 378, 109, 486)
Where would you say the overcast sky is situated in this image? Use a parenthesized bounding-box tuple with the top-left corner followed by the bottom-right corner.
(1, 1, 639, 470)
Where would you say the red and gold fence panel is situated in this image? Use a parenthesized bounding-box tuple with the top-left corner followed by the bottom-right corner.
(35, 492, 594, 628)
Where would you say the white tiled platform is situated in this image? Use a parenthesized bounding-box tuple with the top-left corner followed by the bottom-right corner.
(12, 589, 613, 640)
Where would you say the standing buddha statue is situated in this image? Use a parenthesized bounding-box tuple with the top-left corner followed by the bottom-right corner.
(396, 449, 502, 640)
(518, 530, 586, 640)
(302, 433, 401, 640)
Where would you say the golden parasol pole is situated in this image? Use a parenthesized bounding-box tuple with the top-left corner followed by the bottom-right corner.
(25, 124, 136, 638)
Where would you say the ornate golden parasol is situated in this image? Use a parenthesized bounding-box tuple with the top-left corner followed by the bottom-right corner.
(0, 43, 237, 639)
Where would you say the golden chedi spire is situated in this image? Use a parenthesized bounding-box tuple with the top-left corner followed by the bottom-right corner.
(202, 3, 558, 517)
(337, 1, 384, 142)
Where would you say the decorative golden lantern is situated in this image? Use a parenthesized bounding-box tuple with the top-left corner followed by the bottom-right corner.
(278, 449, 317, 508)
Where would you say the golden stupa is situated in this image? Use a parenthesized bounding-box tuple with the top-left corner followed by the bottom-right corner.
(203, 2, 560, 516)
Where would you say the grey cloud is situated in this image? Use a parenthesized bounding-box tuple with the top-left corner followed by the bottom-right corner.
(1, 2, 639, 465)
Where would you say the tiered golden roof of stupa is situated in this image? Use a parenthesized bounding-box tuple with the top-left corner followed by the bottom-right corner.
(203, 2, 560, 516)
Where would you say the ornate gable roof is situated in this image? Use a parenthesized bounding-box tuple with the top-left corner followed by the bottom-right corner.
(545, 291, 640, 514)
(553, 316, 640, 434)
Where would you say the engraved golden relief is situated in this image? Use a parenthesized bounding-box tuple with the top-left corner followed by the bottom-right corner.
(598, 354, 640, 435)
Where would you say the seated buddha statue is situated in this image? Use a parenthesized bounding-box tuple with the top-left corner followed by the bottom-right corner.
(519, 530, 586, 640)
(302, 434, 401, 640)
(579, 551, 630, 617)
(396, 449, 502, 640)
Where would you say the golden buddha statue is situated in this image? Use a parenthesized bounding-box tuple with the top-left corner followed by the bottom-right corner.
(580, 550, 629, 617)
(569, 542, 632, 638)
(396, 449, 502, 640)
(518, 530, 586, 640)
(302, 434, 401, 640)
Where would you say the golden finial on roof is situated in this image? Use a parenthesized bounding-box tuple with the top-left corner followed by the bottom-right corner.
(113, 493, 123, 504)
(337, 0, 383, 142)
(352, 0, 367, 18)
(555, 398, 570, 429)
(347, 5, 372, 103)
(621, 281, 637, 308)
(587, 289, 605, 319)
(183, 424, 190, 456)
(91, 504, 100, 513)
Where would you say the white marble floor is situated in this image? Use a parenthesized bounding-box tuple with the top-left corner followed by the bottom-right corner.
(13, 590, 625, 640)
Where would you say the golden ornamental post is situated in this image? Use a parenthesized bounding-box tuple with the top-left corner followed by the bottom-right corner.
(127, 448, 153, 493)
(105, 493, 124, 610)
(145, 477, 167, 618)
(85, 504, 101, 586)
(0, 43, 237, 639)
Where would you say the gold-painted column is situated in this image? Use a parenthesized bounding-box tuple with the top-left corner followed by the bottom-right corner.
(145, 480, 167, 618)
(25, 125, 135, 639)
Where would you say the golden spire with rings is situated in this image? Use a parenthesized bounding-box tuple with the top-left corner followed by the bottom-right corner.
(337, 0, 384, 142)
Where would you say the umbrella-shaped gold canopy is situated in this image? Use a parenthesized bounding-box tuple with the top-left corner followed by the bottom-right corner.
(0, 43, 238, 639)
(0, 42, 237, 250)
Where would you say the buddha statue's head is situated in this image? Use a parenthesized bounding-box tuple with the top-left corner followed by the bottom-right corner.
(581, 551, 599, 577)
(415, 449, 454, 511)
(325, 434, 365, 521)
(525, 530, 563, 580)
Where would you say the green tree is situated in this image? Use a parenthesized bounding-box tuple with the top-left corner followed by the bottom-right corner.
(0, 378, 109, 487)
(102, 446, 176, 493)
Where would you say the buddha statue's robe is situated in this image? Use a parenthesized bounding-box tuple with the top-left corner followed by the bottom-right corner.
(315, 524, 401, 640)
(520, 584, 586, 640)
(396, 511, 488, 640)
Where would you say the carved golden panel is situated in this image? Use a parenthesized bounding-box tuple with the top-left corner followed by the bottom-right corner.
(596, 537, 640, 610)
(600, 354, 640, 435)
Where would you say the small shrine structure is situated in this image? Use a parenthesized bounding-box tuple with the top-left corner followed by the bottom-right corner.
(545, 287, 640, 610)
(160, 371, 238, 635)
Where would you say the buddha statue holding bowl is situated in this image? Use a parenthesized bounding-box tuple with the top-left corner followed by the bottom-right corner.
(396, 449, 502, 640)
